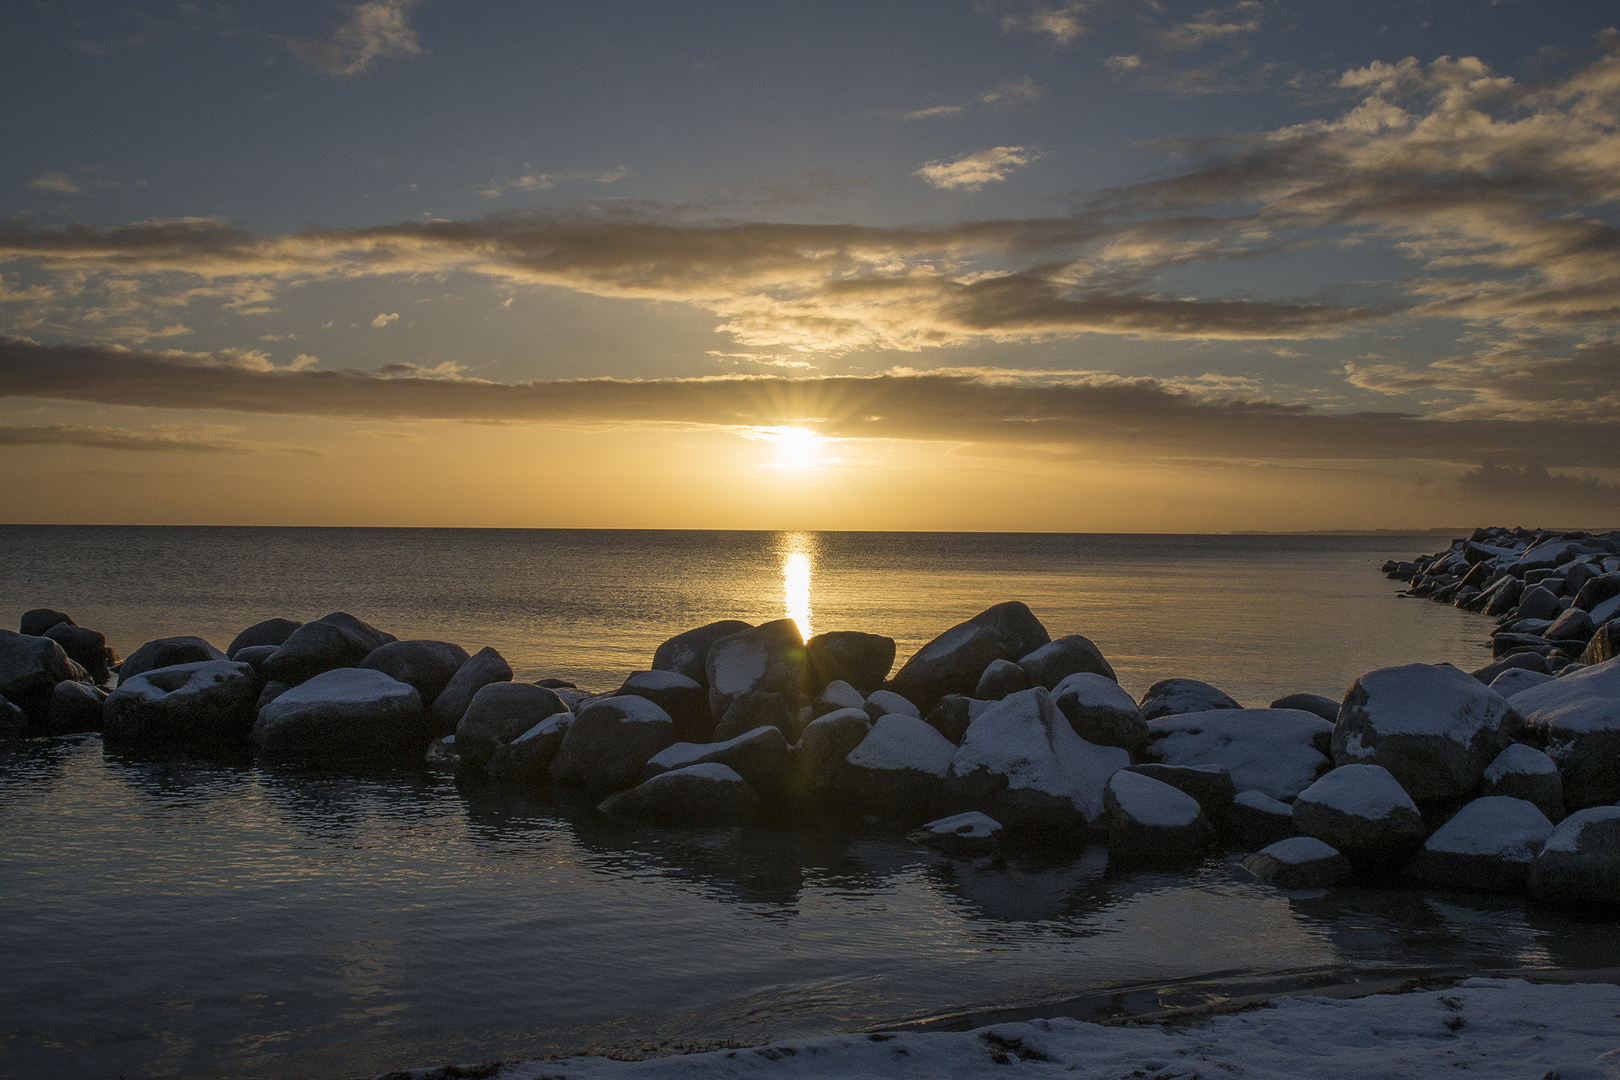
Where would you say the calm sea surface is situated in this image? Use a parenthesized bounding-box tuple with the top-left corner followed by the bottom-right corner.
(2, 527, 1615, 1080)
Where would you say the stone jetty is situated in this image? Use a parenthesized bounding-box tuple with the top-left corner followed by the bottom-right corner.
(7, 534, 1620, 910)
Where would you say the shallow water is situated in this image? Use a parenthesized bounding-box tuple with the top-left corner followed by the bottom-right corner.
(1, 528, 1601, 1080)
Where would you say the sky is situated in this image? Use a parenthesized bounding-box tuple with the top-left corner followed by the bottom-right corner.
(2, 0, 1619, 531)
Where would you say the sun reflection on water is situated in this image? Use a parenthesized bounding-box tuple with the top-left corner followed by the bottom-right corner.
(781, 533, 814, 639)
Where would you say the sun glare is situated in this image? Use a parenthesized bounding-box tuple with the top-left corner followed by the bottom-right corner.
(781, 533, 814, 639)
(757, 426, 829, 470)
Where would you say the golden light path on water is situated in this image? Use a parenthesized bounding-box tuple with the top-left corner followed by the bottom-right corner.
(781, 532, 813, 639)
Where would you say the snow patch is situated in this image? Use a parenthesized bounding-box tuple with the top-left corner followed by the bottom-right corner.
(1424, 796, 1553, 860)
(1297, 764, 1417, 820)
(1257, 836, 1339, 865)
(1542, 805, 1620, 854)
(848, 714, 956, 777)
(1107, 770, 1201, 827)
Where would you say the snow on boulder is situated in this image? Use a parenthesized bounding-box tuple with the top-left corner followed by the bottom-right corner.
(806, 631, 895, 697)
(1332, 663, 1520, 802)
(1051, 672, 1148, 756)
(865, 688, 921, 721)
(103, 660, 258, 747)
(1144, 709, 1333, 801)
(615, 669, 712, 743)
(597, 762, 758, 826)
(909, 811, 1003, 857)
(1513, 656, 1620, 809)
(455, 682, 570, 771)
(1018, 634, 1116, 689)
(0, 629, 87, 727)
(705, 619, 810, 724)
(360, 640, 470, 711)
(945, 687, 1129, 833)
(1269, 693, 1340, 723)
(1407, 796, 1554, 895)
(118, 635, 225, 685)
(813, 679, 865, 718)
(1243, 837, 1350, 889)
(1480, 743, 1565, 822)
(486, 713, 573, 785)
(225, 618, 301, 659)
(428, 646, 512, 736)
(1292, 764, 1426, 870)
(1489, 668, 1554, 699)
(1230, 789, 1295, 848)
(840, 714, 958, 820)
(1104, 770, 1215, 866)
(1528, 805, 1620, 910)
(652, 619, 752, 688)
(252, 667, 429, 762)
(261, 612, 395, 687)
(974, 658, 1030, 701)
(550, 694, 677, 794)
(888, 602, 1051, 715)
(1124, 763, 1236, 827)
(646, 724, 790, 794)
(1138, 678, 1242, 721)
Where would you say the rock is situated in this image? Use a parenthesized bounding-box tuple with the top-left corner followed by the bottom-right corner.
(598, 763, 758, 826)
(1483, 577, 1524, 617)
(43, 624, 113, 684)
(864, 689, 921, 721)
(1527, 805, 1620, 910)
(0, 696, 25, 741)
(1592, 594, 1620, 629)
(1017, 634, 1116, 689)
(1407, 796, 1554, 894)
(359, 640, 469, 710)
(550, 695, 676, 794)
(1480, 743, 1565, 821)
(806, 631, 895, 697)
(1489, 668, 1555, 698)
(1514, 656, 1620, 808)
(424, 736, 460, 769)
(705, 619, 810, 724)
(1124, 763, 1236, 827)
(1269, 693, 1340, 723)
(1574, 572, 1620, 612)
(1104, 770, 1215, 866)
(1051, 672, 1149, 756)
(841, 713, 958, 820)
(652, 620, 753, 687)
(1139, 678, 1242, 721)
(1585, 623, 1620, 666)
(1230, 789, 1295, 848)
(1546, 607, 1595, 643)
(226, 618, 302, 659)
(944, 687, 1129, 833)
(1471, 653, 1551, 684)
(261, 612, 395, 686)
(19, 608, 73, 637)
(1565, 560, 1603, 597)
(613, 669, 712, 742)
(909, 811, 1003, 856)
(104, 660, 259, 748)
(47, 679, 107, 734)
(429, 646, 513, 735)
(252, 668, 429, 762)
(887, 601, 1050, 714)
(812, 679, 866, 718)
(712, 689, 796, 743)
(120, 636, 226, 685)
(0, 629, 87, 725)
(974, 659, 1030, 700)
(1243, 837, 1350, 889)
(536, 677, 577, 689)
(256, 679, 291, 712)
(789, 707, 870, 797)
(1518, 585, 1563, 622)
(455, 682, 570, 771)
(486, 714, 573, 784)
(1332, 663, 1520, 802)
(231, 644, 279, 680)
(924, 695, 980, 744)
(647, 724, 790, 793)
(1292, 764, 1426, 870)
(1145, 709, 1333, 801)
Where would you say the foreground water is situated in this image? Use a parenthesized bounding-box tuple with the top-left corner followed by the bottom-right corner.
(3, 528, 1617, 1080)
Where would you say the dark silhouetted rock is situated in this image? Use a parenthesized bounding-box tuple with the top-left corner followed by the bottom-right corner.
(598, 763, 758, 825)
(1052, 672, 1148, 756)
(455, 682, 570, 771)
(104, 660, 259, 748)
(1471, 652, 1551, 684)
(48, 679, 106, 734)
(1518, 585, 1562, 622)
(1528, 806, 1620, 910)
(261, 612, 394, 687)
(789, 707, 870, 798)
(652, 620, 753, 687)
(42, 624, 113, 684)
(1146, 708, 1333, 801)
(231, 645, 279, 680)
(888, 602, 1050, 714)
(1514, 656, 1620, 808)
(1270, 693, 1340, 723)
(806, 631, 895, 697)
(1293, 764, 1426, 870)
(19, 609, 73, 637)
(0, 629, 87, 725)
(256, 680, 291, 712)
(924, 695, 979, 744)
(909, 811, 1002, 857)
(1230, 789, 1295, 848)
(1105, 770, 1215, 866)
(1574, 572, 1620, 612)
(1018, 634, 1116, 689)
(550, 695, 676, 794)
(360, 640, 470, 710)
(705, 619, 810, 724)
(1139, 678, 1242, 721)
(712, 689, 796, 744)
(1407, 796, 1553, 895)
(1546, 607, 1595, 643)
(1243, 837, 1350, 889)
(120, 636, 225, 686)
(429, 646, 512, 735)
(226, 618, 302, 659)
(252, 668, 428, 762)
(974, 659, 1030, 701)
(1481, 743, 1564, 821)
(616, 669, 712, 742)
(647, 724, 790, 793)
(0, 696, 24, 741)
(486, 713, 572, 785)
(1584, 623, 1620, 667)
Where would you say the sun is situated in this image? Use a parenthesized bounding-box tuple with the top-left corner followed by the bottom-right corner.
(756, 425, 828, 470)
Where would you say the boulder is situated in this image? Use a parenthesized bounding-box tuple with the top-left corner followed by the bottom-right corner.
(887, 602, 1050, 714)
(1407, 796, 1554, 895)
(1230, 789, 1295, 848)
(1017, 634, 1116, 689)
(1546, 607, 1595, 643)
(231, 645, 279, 680)
(256, 680, 292, 712)
(1513, 656, 1620, 808)
(864, 689, 921, 721)
(1243, 837, 1351, 889)
(47, 679, 107, 734)
(252, 668, 429, 762)
(1574, 572, 1620, 612)
(652, 619, 753, 687)
(226, 618, 302, 659)
(1518, 585, 1563, 622)
(1145, 709, 1333, 801)
(1269, 693, 1340, 723)
(429, 646, 513, 735)
(485, 713, 573, 785)
(103, 660, 259, 748)
(1292, 764, 1426, 870)
(615, 669, 712, 742)
(974, 659, 1030, 701)
(1483, 577, 1524, 617)
(549, 695, 676, 794)
(43, 624, 114, 684)
(359, 640, 470, 710)
(1489, 668, 1555, 698)
(924, 695, 983, 744)
(1584, 623, 1620, 666)
(944, 687, 1129, 833)
(705, 619, 810, 723)
(261, 612, 395, 686)
(0, 696, 24, 741)
(120, 636, 225, 685)
(0, 629, 87, 725)
(597, 763, 758, 826)
(1332, 663, 1519, 802)
(841, 713, 958, 820)
(1471, 652, 1551, 684)
(455, 682, 570, 771)
(647, 724, 790, 793)
(812, 679, 866, 718)
(1124, 763, 1236, 827)
(712, 689, 796, 743)
(789, 707, 870, 797)
(19, 608, 73, 637)
(1527, 805, 1620, 910)
(909, 811, 1003, 857)
(1565, 560, 1603, 597)
(1139, 678, 1242, 721)
(1480, 743, 1565, 821)
(1590, 593, 1620, 629)
(1104, 770, 1215, 866)
(1051, 672, 1148, 756)
(806, 631, 895, 697)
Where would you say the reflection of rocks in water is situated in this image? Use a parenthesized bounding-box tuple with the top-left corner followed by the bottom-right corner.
(928, 845, 1111, 925)
(100, 736, 255, 802)
(1524, 906, 1620, 970)
(0, 732, 81, 789)
(255, 761, 445, 842)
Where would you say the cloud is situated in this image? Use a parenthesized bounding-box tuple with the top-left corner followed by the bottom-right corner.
(903, 105, 967, 120)
(980, 76, 1043, 106)
(986, 2, 1091, 45)
(1458, 461, 1620, 503)
(1344, 337, 1620, 421)
(1156, 2, 1263, 50)
(914, 146, 1045, 190)
(0, 423, 253, 454)
(286, 0, 422, 77)
(371, 312, 399, 327)
(29, 174, 82, 195)
(479, 166, 629, 199)
(1105, 55, 1142, 72)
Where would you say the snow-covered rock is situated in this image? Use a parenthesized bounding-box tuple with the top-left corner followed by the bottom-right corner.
(1051, 672, 1148, 756)
(1590, 593, 1620, 628)
(429, 645, 512, 735)
(225, 617, 301, 659)
(1332, 663, 1519, 802)
(841, 713, 958, 819)
(485, 713, 572, 785)
(945, 687, 1129, 833)
(888, 601, 1050, 714)
(1480, 743, 1564, 821)
(597, 762, 758, 826)
(1017, 634, 1116, 689)
(1124, 762, 1236, 827)
(47, 678, 106, 735)
(1138, 678, 1242, 721)
(805, 630, 895, 697)
(118, 635, 225, 685)
(261, 612, 395, 686)
(1407, 796, 1553, 894)
(104, 660, 259, 747)
(455, 682, 571, 770)
(1268, 693, 1340, 723)
(812, 679, 865, 718)
(705, 619, 810, 724)
(615, 669, 712, 742)
(1292, 764, 1426, 870)
(550, 694, 676, 794)
(1230, 789, 1295, 848)
(252, 667, 428, 761)
(0, 629, 87, 726)
(646, 724, 790, 793)
(651, 619, 753, 688)
(1104, 770, 1214, 865)
(1513, 656, 1620, 808)
(789, 707, 870, 798)
(864, 688, 921, 721)
(360, 639, 469, 711)
(908, 811, 1002, 856)
(1243, 836, 1350, 889)
(974, 658, 1030, 701)
(1489, 668, 1554, 698)
(1528, 805, 1620, 910)
(1144, 708, 1333, 801)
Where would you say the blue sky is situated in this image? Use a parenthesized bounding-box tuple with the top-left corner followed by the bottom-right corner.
(1, 1, 1618, 529)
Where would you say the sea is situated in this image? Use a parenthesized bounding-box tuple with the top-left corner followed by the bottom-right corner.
(1, 527, 1616, 1080)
